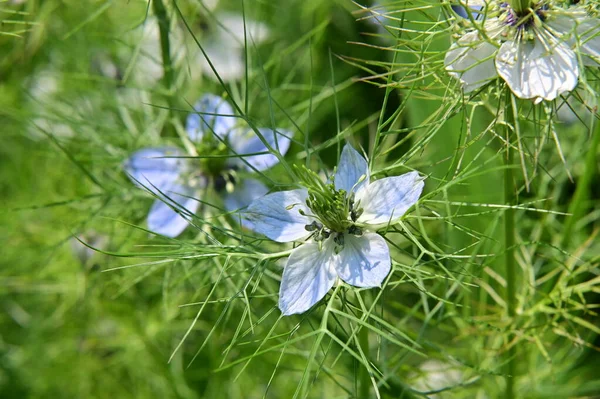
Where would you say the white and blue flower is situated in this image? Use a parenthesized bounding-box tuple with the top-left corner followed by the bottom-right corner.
(245, 144, 425, 315)
(124, 94, 291, 237)
(445, 0, 600, 103)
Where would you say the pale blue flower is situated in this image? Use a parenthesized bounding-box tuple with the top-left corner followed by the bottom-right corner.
(245, 144, 425, 315)
(445, 1, 600, 103)
(451, 1, 483, 19)
(124, 94, 291, 237)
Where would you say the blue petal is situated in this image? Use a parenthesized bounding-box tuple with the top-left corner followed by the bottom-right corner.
(147, 185, 200, 237)
(244, 189, 312, 243)
(279, 241, 337, 316)
(229, 127, 292, 172)
(186, 94, 236, 143)
(334, 144, 370, 194)
(224, 178, 269, 230)
(224, 178, 269, 212)
(124, 147, 188, 196)
(356, 171, 425, 226)
(452, 3, 483, 19)
(333, 233, 391, 287)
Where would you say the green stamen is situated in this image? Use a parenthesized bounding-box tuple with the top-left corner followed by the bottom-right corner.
(294, 165, 364, 238)
(510, 0, 533, 14)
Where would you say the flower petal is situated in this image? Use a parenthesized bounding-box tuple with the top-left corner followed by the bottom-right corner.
(147, 185, 200, 238)
(576, 17, 600, 66)
(333, 232, 391, 288)
(334, 144, 370, 194)
(198, 33, 245, 82)
(444, 30, 498, 92)
(124, 147, 187, 196)
(495, 36, 579, 103)
(186, 94, 236, 142)
(229, 127, 292, 172)
(224, 178, 269, 230)
(244, 189, 311, 242)
(279, 241, 337, 315)
(451, 1, 484, 20)
(224, 178, 269, 212)
(356, 171, 424, 226)
(196, 13, 269, 82)
(216, 13, 270, 45)
(547, 13, 600, 67)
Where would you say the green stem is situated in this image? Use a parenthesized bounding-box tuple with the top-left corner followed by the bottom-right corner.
(563, 119, 600, 244)
(504, 94, 517, 399)
(152, 0, 174, 102)
(510, 0, 531, 13)
(358, 326, 370, 399)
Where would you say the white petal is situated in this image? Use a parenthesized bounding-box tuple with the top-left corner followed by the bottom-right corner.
(547, 13, 600, 66)
(147, 185, 200, 238)
(444, 30, 498, 92)
(195, 14, 269, 82)
(216, 13, 270, 46)
(198, 33, 245, 82)
(356, 171, 424, 226)
(186, 94, 236, 142)
(495, 36, 579, 103)
(577, 18, 600, 66)
(229, 127, 292, 171)
(334, 144, 370, 194)
(244, 189, 312, 242)
(124, 147, 187, 196)
(279, 241, 337, 315)
(333, 233, 391, 288)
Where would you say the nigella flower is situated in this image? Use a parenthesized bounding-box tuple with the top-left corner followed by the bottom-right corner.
(124, 94, 291, 237)
(189, 2, 270, 82)
(445, 0, 600, 103)
(245, 144, 425, 315)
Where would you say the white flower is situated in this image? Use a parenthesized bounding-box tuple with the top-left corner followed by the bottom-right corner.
(190, 4, 270, 82)
(409, 360, 472, 398)
(555, 88, 596, 124)
(124, 17, 186, 87)
(245, 144, 425, 315)
(124, 4, 269, 85)
(445, 0, 600, 103)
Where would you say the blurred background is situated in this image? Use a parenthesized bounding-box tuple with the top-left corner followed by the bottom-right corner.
(1, 0, 599, 398)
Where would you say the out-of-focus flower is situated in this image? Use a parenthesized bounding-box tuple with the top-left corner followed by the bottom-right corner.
(124, 94, 291, 237)
(190, 11, 270, 82)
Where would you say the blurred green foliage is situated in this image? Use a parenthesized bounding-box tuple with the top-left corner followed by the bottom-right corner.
(1, 0, 599, 398)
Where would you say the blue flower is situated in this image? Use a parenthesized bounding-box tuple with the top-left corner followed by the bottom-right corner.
(124, 94, 291, 237)
(244, 144, 425, 315)
(451, 1, 483, 20)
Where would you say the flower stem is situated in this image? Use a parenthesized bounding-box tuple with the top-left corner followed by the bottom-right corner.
(358, 326, 370, 399)
(152, 0, 174, 104)
(562, 118, 600, 245)
(504, 94, 517, 399)
(510, 0, 532, 13)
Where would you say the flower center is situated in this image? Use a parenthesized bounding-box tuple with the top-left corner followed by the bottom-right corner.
(213, 166, 239, 193)
(501, 1, 549, 31)
(294, 165, 364, 245)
